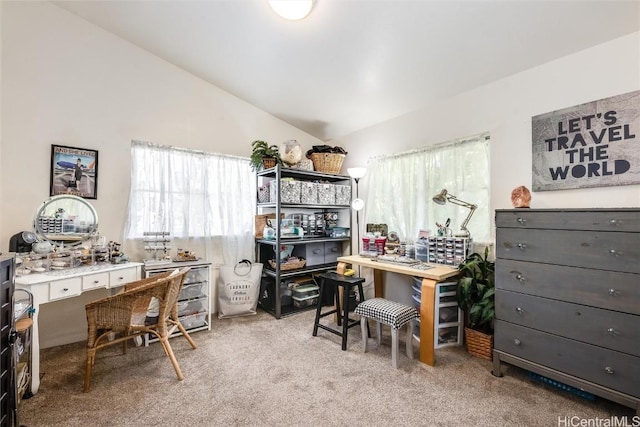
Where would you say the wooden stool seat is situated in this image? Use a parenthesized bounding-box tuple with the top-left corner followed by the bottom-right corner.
(354, 298, 419, 368)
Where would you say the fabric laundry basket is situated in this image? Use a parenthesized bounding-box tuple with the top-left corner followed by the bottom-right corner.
(218, 259, 263, 319)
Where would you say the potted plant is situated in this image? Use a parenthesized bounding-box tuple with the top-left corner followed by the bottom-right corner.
(250, 140, 281, 172)
(456, 246, 495, 360)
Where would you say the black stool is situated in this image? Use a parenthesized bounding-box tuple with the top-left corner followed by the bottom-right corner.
(313, 271, 366, 351)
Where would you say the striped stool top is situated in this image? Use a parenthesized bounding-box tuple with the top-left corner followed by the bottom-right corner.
(354, 298, 419, 329)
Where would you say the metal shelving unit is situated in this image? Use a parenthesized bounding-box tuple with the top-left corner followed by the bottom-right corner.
(256, 165, 352, 318)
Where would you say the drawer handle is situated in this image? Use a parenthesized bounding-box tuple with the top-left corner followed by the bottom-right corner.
(609, 219, 619, 226)
(513, 339, 521, 346)
(606, 328, 619, 336)
(609, 249, 619, 256)
(517, 243, 527, 251)
(62, 288, 69, 292)
(604, 366, 614, 374)
(515, 274, 526, 283)
(118, 277, 124, 280)
(312, 249, 321, 254)
(515, 307, 524, 314)
(516, 218, 526, 224)
(93, 280, 100, 284)
(608, 288, 619, 296)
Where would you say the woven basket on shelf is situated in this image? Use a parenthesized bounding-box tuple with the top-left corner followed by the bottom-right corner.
(308, 153, 345, 174)
(465, 327, 493, 361)
(269, 259, 306, 271)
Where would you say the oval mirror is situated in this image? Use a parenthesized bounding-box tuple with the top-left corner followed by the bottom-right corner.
(33, 195, 99, 246)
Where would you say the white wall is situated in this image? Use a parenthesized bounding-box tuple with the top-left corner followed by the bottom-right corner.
(0, 1, 324, 348)
(338, 32, 640, 216)
(335, 32, 639, 303)
(0, 1, 324, 251)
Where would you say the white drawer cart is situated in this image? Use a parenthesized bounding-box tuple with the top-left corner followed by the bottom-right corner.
(411, 277, 463, 348)
(142, 260, 211, 345)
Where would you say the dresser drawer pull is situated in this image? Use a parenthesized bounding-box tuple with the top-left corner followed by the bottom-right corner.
(515, 307, 524, 314)
(516, 243, 527, 251)
(513, 339, 521, 346)
(516, 218, 526, 225)
(606, 328, 619, 336)
(515, 274, 526, 283)
(609, 219, 619, 226)
(62, 288, 69, 292)
(93, 280, 100, 284)
(608, 249, 619, 256)
(118, 276, 124, 280)
(608, 288, 619, 296)
(604, 366, 614, 374)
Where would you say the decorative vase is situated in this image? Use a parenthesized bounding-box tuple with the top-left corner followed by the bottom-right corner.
(465, 327, 493, 361)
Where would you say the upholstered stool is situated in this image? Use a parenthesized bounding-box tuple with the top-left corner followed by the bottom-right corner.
(313, 271, 366, 351)
(354, 298, 419, 368)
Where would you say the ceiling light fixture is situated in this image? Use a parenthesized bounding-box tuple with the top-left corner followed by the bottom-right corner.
(268, 0, 314, 21)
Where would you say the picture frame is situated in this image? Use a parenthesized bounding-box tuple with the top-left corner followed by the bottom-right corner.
(50, 144, 99, 199)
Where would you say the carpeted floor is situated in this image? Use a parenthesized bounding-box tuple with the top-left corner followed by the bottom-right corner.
(17, 309, 635, 427)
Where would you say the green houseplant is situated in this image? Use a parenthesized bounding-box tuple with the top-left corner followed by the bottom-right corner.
(250, 140, 281, 172)
(456, 246, 495, 360)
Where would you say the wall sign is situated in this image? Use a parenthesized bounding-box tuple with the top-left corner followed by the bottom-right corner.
(532, 91, 639, 191)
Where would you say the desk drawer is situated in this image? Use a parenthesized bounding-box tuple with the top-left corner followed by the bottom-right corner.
(49, 277, 82, 301)
(82, 272, 109, 291)
(109, 267, 139, 288)
(495, 320, 640, 398)
(496, 228, 639, 273)
(496, 259, 640, 315)
(495, 210, 640, 232)
(496, 290, 640, 356)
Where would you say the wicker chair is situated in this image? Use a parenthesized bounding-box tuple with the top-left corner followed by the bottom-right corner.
(83, 267, 197, 392)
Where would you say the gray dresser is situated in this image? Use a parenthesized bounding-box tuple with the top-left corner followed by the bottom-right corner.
(492, 208, 640, 414)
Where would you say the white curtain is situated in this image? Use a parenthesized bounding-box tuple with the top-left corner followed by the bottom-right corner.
(361, 133, 490, 244)
(124, 140, 256, 266)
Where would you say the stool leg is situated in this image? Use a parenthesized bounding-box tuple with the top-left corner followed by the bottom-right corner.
(356, 282, 371, 338)
(335, 284, 342, 327)
(406, 321, 414, 360)
(391, 327, 399, 369)
(376, 322, 382, 348)
(341, 284, 350, 351)
(360, 317, 369, 353)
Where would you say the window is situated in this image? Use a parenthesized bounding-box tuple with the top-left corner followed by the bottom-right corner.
(362, 133, 490, 244)
(124, 140, 255, 264)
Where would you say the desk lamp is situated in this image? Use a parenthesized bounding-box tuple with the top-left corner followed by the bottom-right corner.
(432, 189, 477, 238)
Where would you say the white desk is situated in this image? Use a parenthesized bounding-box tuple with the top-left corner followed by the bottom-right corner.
(14, 262, 142, 394)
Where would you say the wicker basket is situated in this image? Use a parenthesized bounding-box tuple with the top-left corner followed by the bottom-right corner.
(465, 327, 493, 361)
(308, 153, 345, 174)
(269, 259, 306, 271)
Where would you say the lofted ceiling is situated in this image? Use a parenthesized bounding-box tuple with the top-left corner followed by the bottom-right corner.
(53, 0, 639, 142)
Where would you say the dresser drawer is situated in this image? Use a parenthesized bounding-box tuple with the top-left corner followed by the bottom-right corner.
(496, 228, 639, 273)
(495, 209, 640, 232)
(109, 267, 139, 288)
(496, 290, 640, 356)
(49, 277, 82, 301)
(82, 272, 109, 291)
(496, 259, 640, 315)
(324, 241, 342, 264)
(495, 320, 640, 398)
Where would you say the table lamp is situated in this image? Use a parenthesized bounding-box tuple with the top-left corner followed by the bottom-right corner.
(432, 189, 477, 238)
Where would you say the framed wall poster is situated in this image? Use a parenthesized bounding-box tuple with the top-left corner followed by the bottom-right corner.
(532, 90, 639, 191)
(50, 145, 99, 199)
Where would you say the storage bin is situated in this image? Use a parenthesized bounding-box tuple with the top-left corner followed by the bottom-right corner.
(184, 268, 208, 284)
(299, 182, 318, 204)
(324, 241, 342, 264)
(180, 312, 207, 329)
(270, 179, 301, 203)
(334, 184, 351, 205)
(178, 298, 206, 316)
(293, 242, 325, 266)
(180, 282, 207, 300)
(292, 294, 319, 308)
(438, 326, 459, 345)
(291, 284, 320, 299)
(317, 183, 336, 205)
